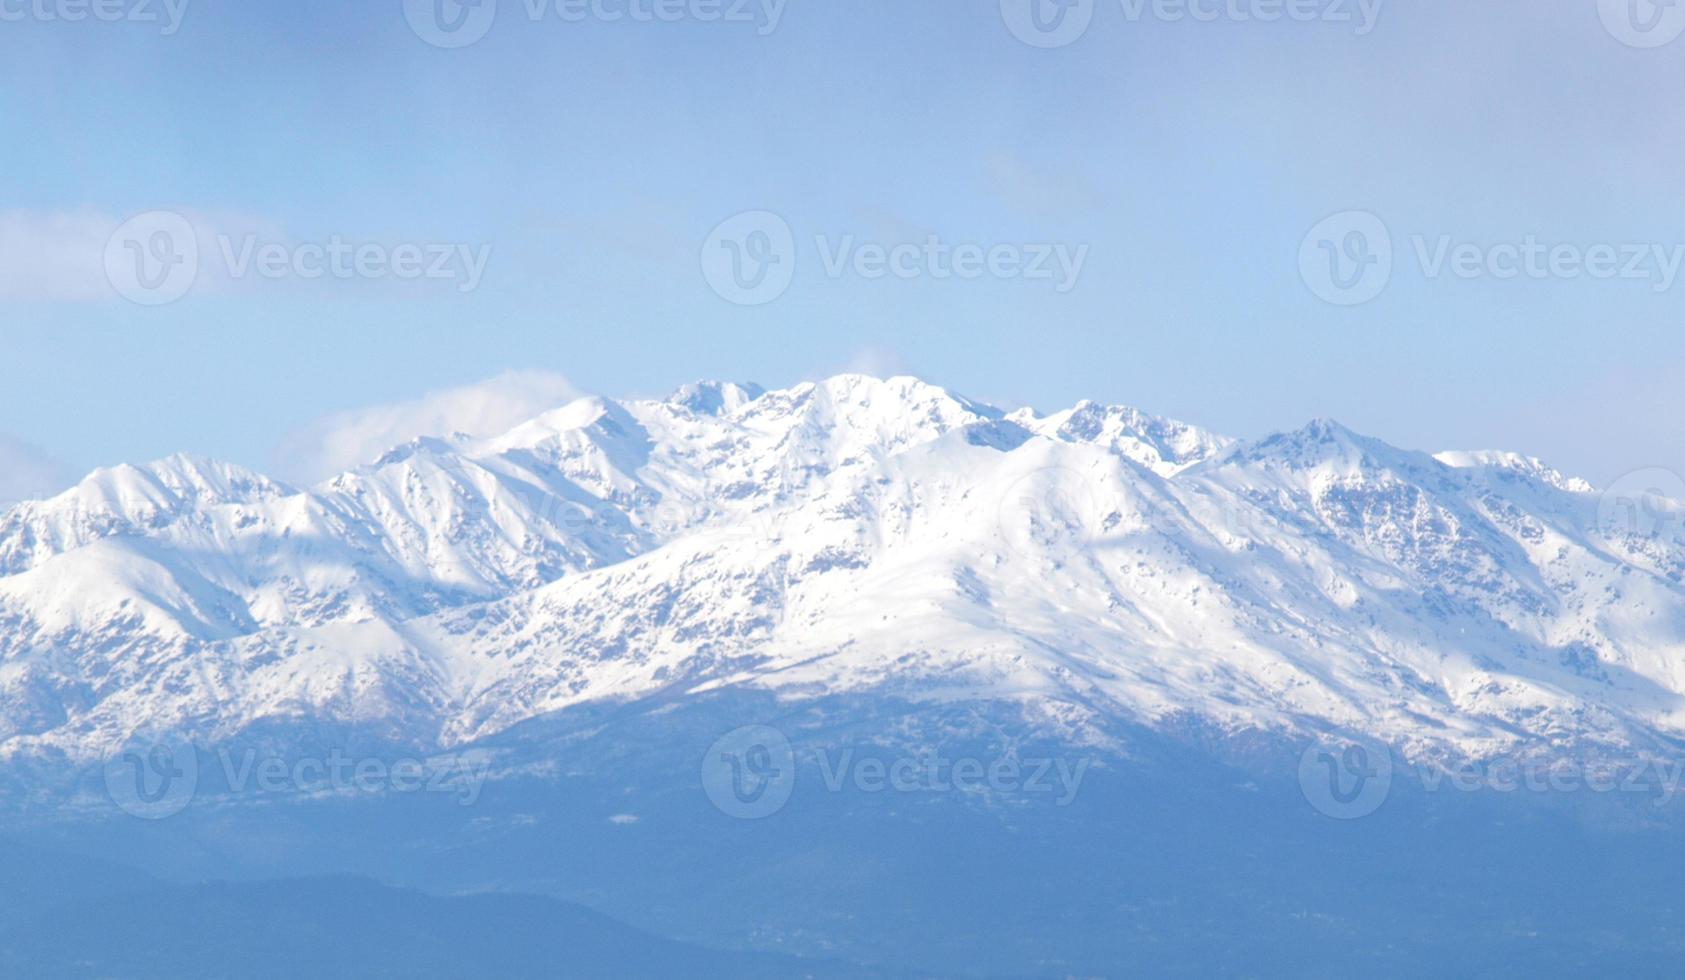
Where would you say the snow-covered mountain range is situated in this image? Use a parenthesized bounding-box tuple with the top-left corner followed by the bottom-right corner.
(3, 374, 1684, 768)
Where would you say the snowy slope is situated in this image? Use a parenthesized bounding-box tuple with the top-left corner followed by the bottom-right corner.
(2, 375, 1683, 766)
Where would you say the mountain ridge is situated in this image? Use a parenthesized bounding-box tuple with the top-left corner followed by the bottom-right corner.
(1, 374, 1681, 773)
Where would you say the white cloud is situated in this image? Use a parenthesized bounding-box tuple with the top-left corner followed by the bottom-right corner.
(0, 435, 74, 508)
(271, 370, 585, 484)
(836, 345, 913, 380)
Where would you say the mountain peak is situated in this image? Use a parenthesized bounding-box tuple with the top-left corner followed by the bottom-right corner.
(71, 453, 292, 507)
(1017, 399, 1231, 476)
(665, 380, 766, 416)
(1435, 450, 1594, 493)
(804, 373, 1004, 420)
(369, 435, 468, 470)
(1227, 417, 1399, 472)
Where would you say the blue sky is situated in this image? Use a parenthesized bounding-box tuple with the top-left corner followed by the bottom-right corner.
(3, 0, 1683, 492)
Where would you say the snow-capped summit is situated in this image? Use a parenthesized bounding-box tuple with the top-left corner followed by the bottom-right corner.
(0, 454, 293, 576)
(1013, 400, 1231, 476)
(1435, 449, 1597, 494)
(666, 380, 766, 416)
(0, 374, 1680, 770)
